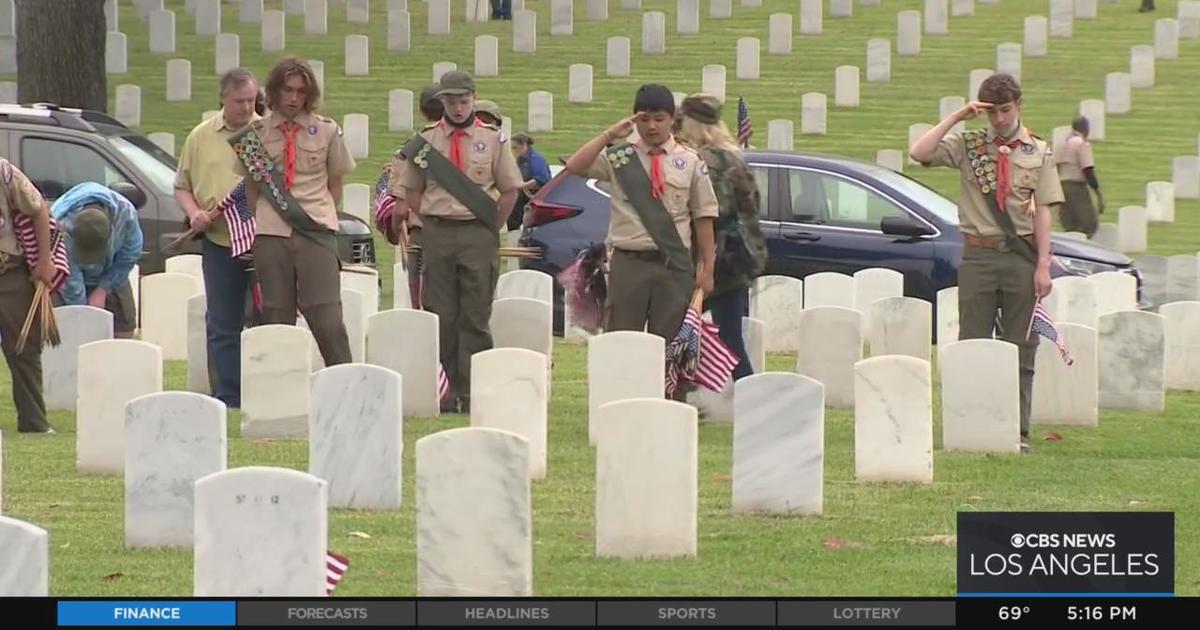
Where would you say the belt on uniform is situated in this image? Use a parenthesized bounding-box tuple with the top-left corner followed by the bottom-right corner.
(963, 233, 1035, 250)
(425, 215, 479, 225)
(615, 248, 666, 262)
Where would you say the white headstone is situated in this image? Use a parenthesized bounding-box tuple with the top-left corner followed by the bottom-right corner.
(141, 272, 201, 360)
(304, 0, 327, 34)
(766, 120, 794, 151)
(106, 32, 128, 74)
(473, 35, 499, 76)
(733, 373, 824, 514)
(0, 517, 48, 596)
(343, 35, 369, 76)
(392, 262, 412, 310)
(40, 306, 112, 411)
(795, 306, 862, 408)
(388, 10, 411, 51)
(925, 0, 948, 35)
(1155, 18, 1179, 59)
(952, 0, 974, 16)
(491, 298, 553, 361)
(968, 68, 994, 102)
(743, 317, 765, 373)
(854, 266, 905, 335)
(1050, 0, 1073, 37)
(347, 0, 370, 23)
(1166, 255, 1200, 304)
(936, 286, 958, 349)
(1161, 302, 1200, 390)
(701, 65, 726, 103)
(607, 36, 630, 75)
(367, 309, 440, 418)
(0, 81, 14, 104)
(240, 0, 263, 24)
(1098, 311, 1165, 411)
(416, 428, 532, 595)
(195, 0, 220, 35)
(866, 38, 890, 81)
(471, 348, 548, 479)
(830, 0, 852, 17)
(799, 0, 822, 35)
(309, 364, 403, 509)
(643, 11, 666, 54)
(801, 92, 827, 134)
(194, 467, 327, 596)
(1135, 255, 1168, 308)
(1117, 206, 1147, 253)
(1089, 271, 1138, 317)
(736, 37, 760, 80)
(569, 63, 594, 103)
(261, 10, 285, 50)
(495, 269, 553, 304)
(769, 13, 792, 55)
(1173, 156, 1200, 199)
(389, 89, 413, 132)
(1144, 181, 1174, 223)
(76, 340, 162, 474)
(996, 43, 1022, 81)
(428, 0, 449, 34)
(751, 275, 803, 352)
(215, 33, 239, 75)
(803, 272, 855, 309)
(1076, 0, 1097, 18)
(528, 91, 553, 132)
(1105, 72, 1131, 114)
(513, 9, 535, 53)
(340, 113, 368, 159)
(908, 123, 932, 164)
(149, 10, 176, 53)
(341, 288, 366, 363)
(588, 331, 664, 444)
(125, 392, 225, 547)
(186, 294, 209, 394)
(678, 0, 699, 34)
(1130, 45, 1155, 89)
(1031, 322, 1098, 425)
(240, 325, 311, 437)
(284, 0, 304, 14)
(711, 0, 732, 17)
(1024, 15, 1048, 57)
(854, 356, 932, 482)
(876, 149, 903, 172)
(1181, 1, 1200, 39)
(1079, 99, 1106, 141)
(939, 96, 966, 135)
(897, 10, 921, 56)
(165, 59, 191, 102)
(587, 0, 608, 20)
(596, 399, 696, 558)
(940, 339, 1019, 453)
(106, 0, 120, 31)
(339, 266, 379, 319)
(868, 297, 932, 361)
(432, 61, 457, 83)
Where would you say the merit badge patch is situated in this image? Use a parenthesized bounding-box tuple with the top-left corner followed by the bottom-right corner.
(672, 157, 687, 170)
(473, 142, 488, 153)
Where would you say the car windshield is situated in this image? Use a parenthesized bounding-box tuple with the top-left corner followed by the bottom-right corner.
(107, 134, 178, 196)
(865, 166, 961, 225)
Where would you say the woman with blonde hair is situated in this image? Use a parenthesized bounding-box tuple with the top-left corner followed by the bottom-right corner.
(676, 94, 768, 382)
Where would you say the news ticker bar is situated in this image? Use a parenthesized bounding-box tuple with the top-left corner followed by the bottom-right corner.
(14, 597, 1193, 628)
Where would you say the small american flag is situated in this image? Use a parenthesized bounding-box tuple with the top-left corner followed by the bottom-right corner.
(736, 96, 752, 149)
(438, 363, 450, 404)
(216, 179, 256, 258)
(1027, 299, 1074, 366)
(325, 551, 349, 595)
(666, 306, 741, 396)
(373, 166, 401, 245)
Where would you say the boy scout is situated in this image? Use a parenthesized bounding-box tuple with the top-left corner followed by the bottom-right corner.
(383, 84, 444, 300)
(909, 72, 1063, 453)
(396, 71, 522, 413)
(0, 158, 58, 434)
(231, 56, 356, 366)
(1056, 116, 1104, 237)
(563, 84, 719, 340)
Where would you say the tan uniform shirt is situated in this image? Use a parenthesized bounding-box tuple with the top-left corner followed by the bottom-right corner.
(398, 120, 523, 221)
(923, 127, 1064, 238)
(175, 112, 260, 247)
(0, 159, 48, 257)
(1055, 133, 1094, 183)
(587, 137, 719, 251)
(386, 152, 421, 229)
(233, 111, 357, 237)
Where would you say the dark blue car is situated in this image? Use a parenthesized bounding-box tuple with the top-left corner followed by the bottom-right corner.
(519, 150, 1142, 335)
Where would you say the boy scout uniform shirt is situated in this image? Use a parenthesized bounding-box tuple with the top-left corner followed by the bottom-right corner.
(386, 151, 422, 229)
(1055, 133, 1094, 184)
(0, 159, 47, 257)
(397, 120, 523, 221)
(587, 137, 719, 251)
(922, 127, 1064, 238)
(233, 111, 357, 237)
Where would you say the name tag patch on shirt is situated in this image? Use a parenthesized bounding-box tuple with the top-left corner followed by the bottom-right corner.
(672, 157, 687, 170)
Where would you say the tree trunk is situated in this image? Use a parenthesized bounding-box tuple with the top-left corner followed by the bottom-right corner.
(15, 0, 107, 111)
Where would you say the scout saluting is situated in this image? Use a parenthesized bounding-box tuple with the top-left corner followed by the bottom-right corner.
(229, 56, 356, 367)
(394, 71, 523, 414)
(909, 72, 1064, 453)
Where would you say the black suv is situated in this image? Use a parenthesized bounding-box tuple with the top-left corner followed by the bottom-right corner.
(0, 103, 375, 273)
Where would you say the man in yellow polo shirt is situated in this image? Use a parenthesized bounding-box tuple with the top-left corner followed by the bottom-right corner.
(174, 68, 261, 409)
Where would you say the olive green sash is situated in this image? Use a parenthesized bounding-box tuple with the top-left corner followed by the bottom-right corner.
(606, 143, 693, 276)
(400, 133, 498, 232)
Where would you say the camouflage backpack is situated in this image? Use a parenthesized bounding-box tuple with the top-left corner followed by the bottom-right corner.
(702, 146, 768, 297)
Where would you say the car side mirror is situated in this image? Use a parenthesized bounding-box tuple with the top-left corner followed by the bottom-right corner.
(110, 182, 147, 209)
(881, 215, 935, 238)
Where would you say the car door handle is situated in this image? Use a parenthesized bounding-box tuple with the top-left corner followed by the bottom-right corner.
(783, 232, 821, 241)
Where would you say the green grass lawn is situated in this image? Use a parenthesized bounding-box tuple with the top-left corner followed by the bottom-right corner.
(1, 0, 1199, 596)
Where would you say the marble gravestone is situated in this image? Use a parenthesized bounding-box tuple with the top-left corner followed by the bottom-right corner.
(595, 399, 697, 559)
(854, 356, 932, 483)
(854, 267, 904, 337)
(366, 309, 441, 418)
(868, 297, 932, 361)
(187, 294, 209, 394)
(77, 340, 163, 475)
(1046, 275, 1099, 329)
(587, 331, 664, 444)
(1031, 323, 1099, 426)
(1166, 254, 1200, 304)
(751, 275, 803, 353)
(940, 340, 1020, 453)
(795, 306, 862, 408)
(1098, 311, 1165, 412)
(125, 392, 226, 548)
(867, 38, 890, 82)
(733, 373, 824, 515)
(416, 428, 532, 596)
(0, 516, 49, 596)
(1024, 15, 1048, 57)
(495, 269, 553, 304)
(472, 348, 548, 480)
(936, 287, 959, 350)
(310, 364, 404, 510)
(1160, 302, 1200, 390)
(1089, 271, 1138, 317)
(42, 306, 113, 411)
(194, 467, 328, 596)
(240, 325, 312, 437)
(803, 272, 855, 309)
(140, 272, 202, 360)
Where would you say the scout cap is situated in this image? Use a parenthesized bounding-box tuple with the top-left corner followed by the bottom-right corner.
(680, 94, 722, 125)
(475, 99, 502, 124)
(72, 205, 111, 265)
(419, 84, 442, 108)
(436, 71, 476, 97)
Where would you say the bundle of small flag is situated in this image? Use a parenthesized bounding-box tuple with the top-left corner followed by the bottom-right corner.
(1028, 298, 1074, 366)
(325, 552, 349, 594)
(665, 291, 741, 397)
(12, 213, 70, 291)
(372, 166, 402, 245)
